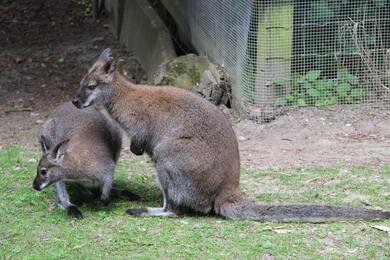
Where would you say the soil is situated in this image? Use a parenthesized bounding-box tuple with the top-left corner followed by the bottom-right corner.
(0, 0, 144, 149)
(234, 105, 390, 169)
(1, 0, 390, 170)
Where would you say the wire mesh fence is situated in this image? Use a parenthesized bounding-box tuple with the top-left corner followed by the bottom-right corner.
(160, 0, 390, 120)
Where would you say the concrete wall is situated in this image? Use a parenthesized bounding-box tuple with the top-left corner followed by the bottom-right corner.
(104, 0, 176, 81)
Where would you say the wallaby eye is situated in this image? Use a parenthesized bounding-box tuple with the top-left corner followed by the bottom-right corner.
(88, 84, 97, 90)
(40, 169, 47, 176)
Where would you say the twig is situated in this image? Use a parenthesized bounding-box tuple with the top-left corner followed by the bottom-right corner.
(348, 18, 390, 94)
(127, 238, 153, 246)
(4, 108, 32, 114)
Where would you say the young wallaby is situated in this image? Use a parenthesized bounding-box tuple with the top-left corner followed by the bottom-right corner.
(72, 48, 390, 222)
(33, 101, 137, 218)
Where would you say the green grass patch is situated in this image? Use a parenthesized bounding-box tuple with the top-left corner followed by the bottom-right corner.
(0, 147, 389, 258)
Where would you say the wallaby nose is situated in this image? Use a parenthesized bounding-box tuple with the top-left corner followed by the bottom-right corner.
(72, 98, 81, 108)
(32, 181, 42, 191)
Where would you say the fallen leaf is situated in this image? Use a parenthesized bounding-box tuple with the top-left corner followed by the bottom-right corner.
(30, 112, 39, 117)
(273, 229, 294, 234)
(371, 225, 390, 234)
(238, 136, 247, 141)
(263, 252, 274, 260)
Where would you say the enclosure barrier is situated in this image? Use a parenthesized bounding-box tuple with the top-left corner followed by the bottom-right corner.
(104, 0, 390, 120)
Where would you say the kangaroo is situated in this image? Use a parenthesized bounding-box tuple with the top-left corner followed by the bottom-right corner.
(72, 48, 390, 222)
(33, 101, 138, 218)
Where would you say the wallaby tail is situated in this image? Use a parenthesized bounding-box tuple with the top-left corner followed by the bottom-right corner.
(215, 191, 390, 222)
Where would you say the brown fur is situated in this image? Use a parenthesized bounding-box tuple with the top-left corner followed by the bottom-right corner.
(72, 48, 390, 222)
(33, 102, 138, 218)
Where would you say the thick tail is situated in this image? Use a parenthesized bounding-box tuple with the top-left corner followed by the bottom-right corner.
(215, 192, 390, 222)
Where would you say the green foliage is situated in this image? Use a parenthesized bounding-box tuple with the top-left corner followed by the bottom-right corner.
(78, 0, 92, 15)
(274, 69, 365, 107)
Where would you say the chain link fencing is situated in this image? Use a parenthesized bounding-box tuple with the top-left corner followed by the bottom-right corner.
(158, 0, 390, 120)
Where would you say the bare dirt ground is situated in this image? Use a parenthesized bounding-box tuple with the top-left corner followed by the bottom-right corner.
(1, 0, 390, 170)
(235, 105, 390, 169)
(0, 0, 143, 150)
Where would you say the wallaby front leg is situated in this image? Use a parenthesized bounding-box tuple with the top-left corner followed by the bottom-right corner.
(100, 178, 113, 206)
(55, 181, 83, 219)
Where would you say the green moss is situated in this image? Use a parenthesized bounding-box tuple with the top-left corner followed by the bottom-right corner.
(157, 54, 209, 90)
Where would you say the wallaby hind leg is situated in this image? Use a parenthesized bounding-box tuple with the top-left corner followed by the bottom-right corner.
(73, 183, 98, 199)
(55, 181, 83, 219)
(126, 185, 181, 217)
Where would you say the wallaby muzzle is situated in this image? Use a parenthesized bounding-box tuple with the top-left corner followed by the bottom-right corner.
(32, 178, 43, 191)
(72, 97, 82, 109)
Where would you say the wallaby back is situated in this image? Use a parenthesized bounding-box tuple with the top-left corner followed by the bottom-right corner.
(72, 48, 390, 222)
(34, 102, 124, 218)
(41, 102, 122, 174)
(45, 102, 121, 158)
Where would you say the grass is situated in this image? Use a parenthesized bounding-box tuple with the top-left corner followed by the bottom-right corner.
(0, 146, 389, 259)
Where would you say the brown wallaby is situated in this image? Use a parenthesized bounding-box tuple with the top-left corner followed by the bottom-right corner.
(72, 48, 390, 222)
(33, 101, 138, 218)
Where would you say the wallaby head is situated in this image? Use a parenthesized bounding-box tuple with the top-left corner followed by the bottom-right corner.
(73, 48, 116, 109)
(33, 136, 70, 191)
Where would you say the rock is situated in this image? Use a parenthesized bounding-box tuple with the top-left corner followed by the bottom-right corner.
(91, 36, 104, 45)
(154, 54, 230, 106)
(30, 112, 39, 117)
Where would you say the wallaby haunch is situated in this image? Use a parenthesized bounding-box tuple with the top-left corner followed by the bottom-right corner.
(33, 102, 138, 218)
(72, 48, 390, 222)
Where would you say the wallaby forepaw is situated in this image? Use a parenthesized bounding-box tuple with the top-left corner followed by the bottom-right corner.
(126, 208, 148, 216)
(66, 206, 83, 219)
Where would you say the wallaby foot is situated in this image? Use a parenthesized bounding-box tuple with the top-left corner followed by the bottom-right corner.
(110, 187, 140, 201)
(100, 197, 112, 206)
(66, 205, 83, 219)
(126, 207, 180, 217)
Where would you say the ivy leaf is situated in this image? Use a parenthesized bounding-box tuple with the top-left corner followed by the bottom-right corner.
(286, 95, 294, 102)
(316, 80, 328, 91)
(336, 83, 351, 97)
(351, 88, 364, 99)
(374, 0, 386, 8)
(297, 98, 307, 107)
(307, 88, 320, 97)
(305, 70, 321, 82)
(315, 99, 326, 107)
(337, 68, 349, 81)
(274, 96, 287, 107)
(348, 74, 360, 85)
(273, 78, 287, 87)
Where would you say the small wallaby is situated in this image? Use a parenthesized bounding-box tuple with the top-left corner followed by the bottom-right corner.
(72, 48, 390, 222)
(33, 101, 138, 218)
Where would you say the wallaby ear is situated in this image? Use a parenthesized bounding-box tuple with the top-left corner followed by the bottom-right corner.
(108, 60, 116, 75)
(99, 48, 112, 62)
(39, 135, 52, 153)
(50, 139, 70, 163)
(98, 48, 114, 74)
